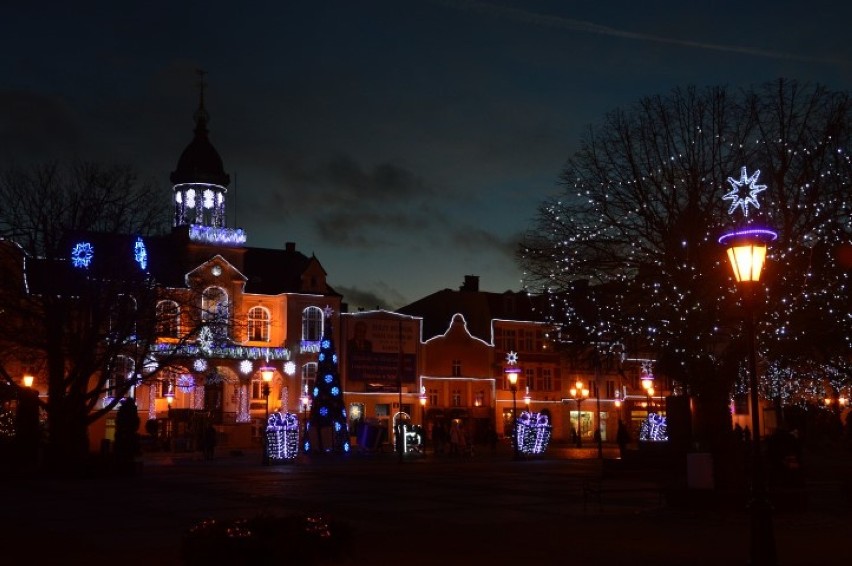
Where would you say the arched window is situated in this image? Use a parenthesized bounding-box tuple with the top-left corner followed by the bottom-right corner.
(247, 306, 271, 342)
(301, 306, 323, 342)
(202, 286, 229, 340)
(156, 300, 180, 338)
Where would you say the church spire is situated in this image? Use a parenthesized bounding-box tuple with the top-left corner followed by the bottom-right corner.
(193, 68, 210, 135)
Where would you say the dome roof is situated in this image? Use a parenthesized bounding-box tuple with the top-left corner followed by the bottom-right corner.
(170, 112, 230, 187)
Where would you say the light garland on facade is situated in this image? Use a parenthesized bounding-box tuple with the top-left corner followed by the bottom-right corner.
(188, 224, 246, 246)
(153, 343, 291, 361)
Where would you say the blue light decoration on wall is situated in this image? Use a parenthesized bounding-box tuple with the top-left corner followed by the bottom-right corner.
(266, 411, 300, 462)
(639, 412, 669, 442)
(70, 242, 94, 268)
(133, 237, 147, 270)
(515, 411, 552, 455)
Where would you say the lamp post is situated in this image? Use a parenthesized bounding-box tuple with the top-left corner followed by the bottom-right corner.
(419, 386, 428, 455)
(505, 352, 521, 460)
(721, 226, 778, 566)
(300, 388, 310, 449)
(260, 365, 274, 466)
(569, 380, 589, 448)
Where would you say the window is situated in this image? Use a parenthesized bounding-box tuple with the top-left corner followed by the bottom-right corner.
(247, 306, 270, 342)
(302, 306, 323, 342)
(474, 390, 485, 407)
(251, 378, 263, 400)
(106, 355, 135, 396)
(302, 362, 317, 396)
(109, 294, 137, 338)
(541, 368, 553, 391)
(428, 388, 438, 407)
(523, 330, 534, 352)
(606, 380, 616, 399)
(503, 329, 516, 352)
(202, 286, 229, 340)
(451, 360, 461, 377)
(526, 368, 536, 391)
(451, 389, 462, 407)
(156, 300, 180, 338)
(161, 378, 175, 398)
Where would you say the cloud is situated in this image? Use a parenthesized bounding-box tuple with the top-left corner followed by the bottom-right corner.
(336, 282, 409, 311)
(447, 224, 521, 260)
(439, 0, 850, 65)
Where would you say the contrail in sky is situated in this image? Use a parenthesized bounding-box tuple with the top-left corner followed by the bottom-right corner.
(438, 0, 848, 66)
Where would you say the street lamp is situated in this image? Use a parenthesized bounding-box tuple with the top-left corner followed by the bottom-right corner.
(720, 225, 778, 565)
(569, 380, 589, 448)
(419, 386, 428, 454)
(260, 365, 274, 465)
(22, 374, 34, 388)
(505, 352, 521, 460)
(523, 387, 531, 410)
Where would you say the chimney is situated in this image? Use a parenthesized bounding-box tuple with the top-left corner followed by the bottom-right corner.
(461, 275, 479, 292)
(285, 242, 296, 252)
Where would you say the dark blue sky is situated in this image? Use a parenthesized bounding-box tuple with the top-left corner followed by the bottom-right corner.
(3, 0, 850, 310)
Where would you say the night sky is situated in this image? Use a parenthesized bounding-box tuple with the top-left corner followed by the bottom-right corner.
(3, 0, 850, 311)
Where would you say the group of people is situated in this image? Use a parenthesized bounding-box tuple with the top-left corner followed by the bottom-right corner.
(431, 421, 474, 456)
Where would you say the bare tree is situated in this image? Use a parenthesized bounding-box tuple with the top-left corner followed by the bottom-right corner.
(521, 80, 851, 414)
(0, 161, 173, 473)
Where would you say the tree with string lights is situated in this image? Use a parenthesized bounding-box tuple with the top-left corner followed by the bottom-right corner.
(520, 79, 851, 440)
(304, 307, 350, 454)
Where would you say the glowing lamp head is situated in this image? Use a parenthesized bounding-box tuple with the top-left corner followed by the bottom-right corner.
(22, 375, 34, 388)
(824, 397, 832, 406)
(641, 375, 654, 390)
(647, 387, 655, 397)
(719, 228, 777, 283)
(505, 367, 520, 388)
(614, 399, 622, 408)
(419, 394, 427, 407)
(523, 393, 531, 406)
(166, 392, 174, 406)
(260, 366, 274, 383)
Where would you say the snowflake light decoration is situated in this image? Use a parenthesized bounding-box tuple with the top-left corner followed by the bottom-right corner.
(723, 166, 767, 217)
(193, 358, 208, 372)
(239, 360, 253, 374)
(283, 361, 296, 376)
(70, 242, 94, 268)
(506, 351, 519, 365)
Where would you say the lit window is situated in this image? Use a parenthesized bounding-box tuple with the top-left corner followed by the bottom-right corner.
(202, 286, 229, 340)
(106, 355, 135, 396)
(302, 306, 323, 342)
(156, 300, 180, 338)
(247, 306, 271, 342)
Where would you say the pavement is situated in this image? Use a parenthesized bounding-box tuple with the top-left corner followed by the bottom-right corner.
(2, 441, 850, 565)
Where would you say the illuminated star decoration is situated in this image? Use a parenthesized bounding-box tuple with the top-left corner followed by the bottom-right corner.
(723, 166, 767, 217)
(506, 351, 519, 365)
